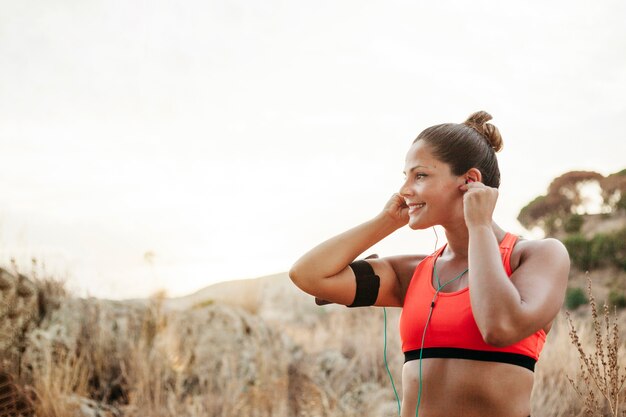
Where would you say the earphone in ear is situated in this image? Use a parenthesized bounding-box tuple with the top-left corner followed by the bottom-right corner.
(459, 178, 475, 191)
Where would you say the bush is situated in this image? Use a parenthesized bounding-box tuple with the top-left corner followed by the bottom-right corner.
(565, 287, 588, 310)
(564, 234, 593, 271)
(608, 289, 626, 309)
(611, 228, 626, 271)
(564, 228, 626, 271)
(589, 234, 616, 269)
(564, 214, 584, 234)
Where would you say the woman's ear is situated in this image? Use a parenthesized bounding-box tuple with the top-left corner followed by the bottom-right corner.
(463, 168, 483, 184)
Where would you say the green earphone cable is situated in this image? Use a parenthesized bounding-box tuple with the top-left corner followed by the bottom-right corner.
(383, 227, 468, 417)
(414, 263, 468, 417)
(383, 307, 402, 415)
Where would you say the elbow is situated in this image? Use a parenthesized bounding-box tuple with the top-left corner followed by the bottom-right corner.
(482, 332, 511, 348)
(288, 264, 302, 287)
(288, 264, 311, 293)
(480, 324, 516, 348)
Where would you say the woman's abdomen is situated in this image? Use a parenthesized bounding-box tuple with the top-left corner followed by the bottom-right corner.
(400, 358, 534, 417)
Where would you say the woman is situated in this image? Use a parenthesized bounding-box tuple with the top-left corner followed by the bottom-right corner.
(288, 111, 570, 417)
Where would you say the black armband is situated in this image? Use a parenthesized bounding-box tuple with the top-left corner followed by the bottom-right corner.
(347, 260, 380, 307)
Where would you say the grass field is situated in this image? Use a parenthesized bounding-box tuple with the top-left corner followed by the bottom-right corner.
(1, 269, 624, 417)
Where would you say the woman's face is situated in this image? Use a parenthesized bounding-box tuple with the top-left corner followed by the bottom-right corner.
(400, 140, 465, 230)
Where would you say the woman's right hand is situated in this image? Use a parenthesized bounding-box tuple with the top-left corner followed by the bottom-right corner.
(290, 192, 412, 307)
(381, 193, 409, 228)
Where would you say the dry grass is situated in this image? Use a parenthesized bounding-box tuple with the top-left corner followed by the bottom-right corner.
(17, 290, 290, 417)
(565, 274, 626, 417)
(2, 269, 625, 417)
(0, 365, 35, 417)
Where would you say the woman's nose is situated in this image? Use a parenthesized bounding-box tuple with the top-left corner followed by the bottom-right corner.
(399, 179, 412, 196)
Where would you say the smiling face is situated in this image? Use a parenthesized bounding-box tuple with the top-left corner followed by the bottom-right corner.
(400, 140, 467, 230)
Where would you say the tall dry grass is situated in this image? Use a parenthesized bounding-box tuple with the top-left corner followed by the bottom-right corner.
(565, 275, 626, 417)
(3, 268, 625, 417)
(19, 292, 291, 417)
(0, 365, 35, 417)
(532, 281, 626, 417)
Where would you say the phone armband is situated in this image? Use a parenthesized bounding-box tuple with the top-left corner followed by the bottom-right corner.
(347, 260, 380, 307)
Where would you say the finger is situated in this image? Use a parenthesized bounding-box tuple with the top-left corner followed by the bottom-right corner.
(466, 181, 485, 188)
(459, 182, 487, 191)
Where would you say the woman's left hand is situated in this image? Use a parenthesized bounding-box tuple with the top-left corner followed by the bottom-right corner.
(458, 181, 499, 228)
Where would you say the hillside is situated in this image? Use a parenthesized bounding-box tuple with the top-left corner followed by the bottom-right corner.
(2, 259, 626, 417)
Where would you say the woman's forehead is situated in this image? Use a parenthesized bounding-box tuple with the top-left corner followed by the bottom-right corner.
(404, 141, 440, 171)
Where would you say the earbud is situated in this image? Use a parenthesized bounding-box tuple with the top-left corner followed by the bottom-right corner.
(459, 178, 475, 191)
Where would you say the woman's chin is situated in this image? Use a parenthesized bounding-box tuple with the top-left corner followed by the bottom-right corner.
(408, 217, 432, 230)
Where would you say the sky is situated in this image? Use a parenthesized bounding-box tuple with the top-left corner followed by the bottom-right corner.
(1, 0, 625, 299)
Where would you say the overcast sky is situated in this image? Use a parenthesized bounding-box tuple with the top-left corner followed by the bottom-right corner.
(1, 0, 625, 299)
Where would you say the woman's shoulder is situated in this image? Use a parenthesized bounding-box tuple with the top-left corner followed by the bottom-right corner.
(510, 235, 569, 271)
(512, 235, 568, 255)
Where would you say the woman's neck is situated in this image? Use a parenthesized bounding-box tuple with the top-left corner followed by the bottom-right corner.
(441, 220, 506, 260)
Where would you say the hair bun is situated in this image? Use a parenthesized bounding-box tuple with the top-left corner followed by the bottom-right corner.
(463, 110, 503, 153)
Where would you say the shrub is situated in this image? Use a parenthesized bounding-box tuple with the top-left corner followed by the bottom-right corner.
(564, 228, 626, 271)
(611, 228, 626, 271)
(565, 287, 589, 310)
(589, 234, 616, 269)
(608, 290, 626, 310)
(564, 214, 585, 234)
(564, 234, 593, 271)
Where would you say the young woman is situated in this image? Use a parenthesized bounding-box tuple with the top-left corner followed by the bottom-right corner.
(289, 111, 570, 417)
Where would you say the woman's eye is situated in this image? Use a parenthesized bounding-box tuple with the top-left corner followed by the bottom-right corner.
(403, 173, 427, 181)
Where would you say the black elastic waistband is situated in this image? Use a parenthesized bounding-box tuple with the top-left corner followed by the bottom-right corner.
(404, 347, 536, 372)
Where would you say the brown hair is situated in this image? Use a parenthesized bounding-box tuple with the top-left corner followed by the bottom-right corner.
(413, 111, 504, 188)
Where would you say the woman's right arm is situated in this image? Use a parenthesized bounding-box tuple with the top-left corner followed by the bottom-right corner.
(288, 193, 412, 307)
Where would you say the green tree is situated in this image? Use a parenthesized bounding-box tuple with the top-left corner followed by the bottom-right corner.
(518, 169, 626, 236)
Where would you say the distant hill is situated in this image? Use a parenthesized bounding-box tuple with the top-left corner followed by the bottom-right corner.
(164, 274, 276, 311)
(162, 272, 336, 324)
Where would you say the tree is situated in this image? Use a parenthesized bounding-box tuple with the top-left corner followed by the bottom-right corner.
(600, 170, 626, 212)
(517, 169, 626, 236)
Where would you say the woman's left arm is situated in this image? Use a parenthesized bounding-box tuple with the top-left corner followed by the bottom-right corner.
(461, 180, 570, 347)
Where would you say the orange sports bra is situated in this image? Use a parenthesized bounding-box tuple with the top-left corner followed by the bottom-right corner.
(399, 232, 546, 372)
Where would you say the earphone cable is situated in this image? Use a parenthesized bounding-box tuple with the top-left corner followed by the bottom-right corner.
(415, 261, 468, 417)
(383, 307, 402, 415)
